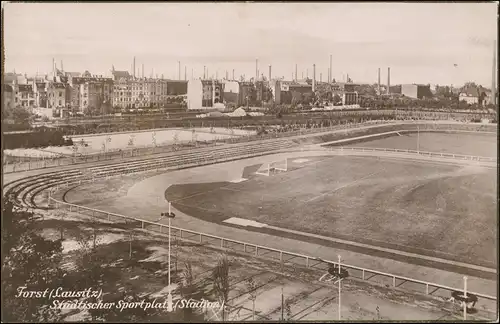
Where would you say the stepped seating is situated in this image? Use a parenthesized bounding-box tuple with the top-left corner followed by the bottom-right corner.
(4, 139, 297, 209)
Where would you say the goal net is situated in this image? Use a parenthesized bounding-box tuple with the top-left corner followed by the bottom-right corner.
(255, 159, 288, 177)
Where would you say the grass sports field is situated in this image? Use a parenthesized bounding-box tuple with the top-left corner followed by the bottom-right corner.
(166, 132, 497, 268)
(348, 132, 497, 157)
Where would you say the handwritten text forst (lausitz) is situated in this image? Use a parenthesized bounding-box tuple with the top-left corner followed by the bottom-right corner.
(16, 286, 103, 299)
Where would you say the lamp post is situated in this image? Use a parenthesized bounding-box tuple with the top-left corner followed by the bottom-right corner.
(338, 255, 342, 321)
(463, 276, 467, 320)
(161, 202, 176, 312)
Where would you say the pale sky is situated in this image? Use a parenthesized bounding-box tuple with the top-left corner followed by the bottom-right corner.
(4, 2, 498, 86)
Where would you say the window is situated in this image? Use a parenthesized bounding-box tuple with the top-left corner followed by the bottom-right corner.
(59, 92, 62, 97)
(59, 100, 62, 105)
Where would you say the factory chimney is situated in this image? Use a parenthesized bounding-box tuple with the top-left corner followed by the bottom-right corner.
(295, 64, 298, 82)
(320, 73, 322, 83)
(60, 60, 64, 72)
(329, 54, 332, 83)
(268, 65, 272, 81)
(178, 61, 181, 80)
(492, 40, 497, 106)
(387, 67, 391, 95)
(312, 64, 316, 92)
(133, 56, 136, 78)
(255, 59, 259, 82)
(377, 68, 381, 95)
(203, 66, 206, 79)
(142, 64, 144, 78)
(232, 69, 235, 80)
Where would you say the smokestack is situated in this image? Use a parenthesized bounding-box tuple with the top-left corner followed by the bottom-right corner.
(320, 73, 322, 83)
(329, 54, 332, 83)
(178, 61, 181, 80)
(191, 68, 193, 80)
(492, 40, 497, 106)
(295, 64, 298, 82)
(312, 64, 316, 92)
(142, 64, 144, 78)
(60, 60, 63, 72)
(185, 66, 187, 81)
(378, 68, 381, 95)
(387, 67, 391, 95)
(307, 69, 309, 78)
(133, 56, 136, 78)
(255, 58, 259, 82)
(225, 70, 228, 80)
(232, 69, 235, 80)
(302, 72, 304, 79)
(203, 66, 206, 79)
(269, 65, 272, 81)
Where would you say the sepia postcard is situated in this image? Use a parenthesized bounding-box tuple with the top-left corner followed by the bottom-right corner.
(1, 2, 498, 322)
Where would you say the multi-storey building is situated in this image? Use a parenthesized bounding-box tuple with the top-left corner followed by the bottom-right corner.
(112, 69, 132, 110)
(17, 84, 36, 107)
(3, 84, 15, 109)
(47, 81, 66, 109)
(187, 79, 224, 110)
(33, 82, 48, 108)
(401, 84, 433, 100)
(68, 74, 113, 113)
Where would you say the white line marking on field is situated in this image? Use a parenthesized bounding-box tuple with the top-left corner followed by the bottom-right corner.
(304, 171, 381, 203)
(223, 217, 268, 228)
(293, 158, 310, 164)
(230, 178, 248, 183)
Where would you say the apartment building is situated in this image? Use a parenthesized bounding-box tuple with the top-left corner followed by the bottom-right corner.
(187, 79, 224, 110)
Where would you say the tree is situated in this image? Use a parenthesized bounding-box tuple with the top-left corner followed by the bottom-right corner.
(179, 261, 206, 321)
(3, 105, 34, 126)
(245, 278, 257, 321)
(2, 198, 65, 322)
(211, 254, 230, 321)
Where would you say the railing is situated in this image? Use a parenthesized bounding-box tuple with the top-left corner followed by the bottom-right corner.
(48, 196, 497, 303)
(330, 147, 497, 163)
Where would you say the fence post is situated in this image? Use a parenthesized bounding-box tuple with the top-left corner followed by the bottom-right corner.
(244, 244, 246, 253)
(179, 229, 182, 238)
(199, 233, 202, 243)
(107, 213, 110, 221)
(221, 239, 224, 248)
(426, 283, 429, 295)
(362, 270, 365, 280)
(255, 246, 258, 256)
(141, 221, 144, 229)
(393, 276, 396, 287)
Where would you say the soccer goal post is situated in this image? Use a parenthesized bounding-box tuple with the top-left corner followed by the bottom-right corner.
(255, 163, 270, 176)
(270, 159, 288, 172)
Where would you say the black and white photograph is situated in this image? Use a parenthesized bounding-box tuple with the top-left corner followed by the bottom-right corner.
(1, 2, 498, 322)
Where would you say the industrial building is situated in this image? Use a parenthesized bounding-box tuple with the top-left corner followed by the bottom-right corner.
(401, 84, 433, 99)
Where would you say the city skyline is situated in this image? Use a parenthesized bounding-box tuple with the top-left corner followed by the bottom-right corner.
(4, 2, 498, 86)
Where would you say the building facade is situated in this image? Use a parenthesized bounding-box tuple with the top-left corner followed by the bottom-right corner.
(17, 84, 36, 108)
(68, 75, 113, 113)
(187, 79, 224, 110)
(401, 84, 433, 99)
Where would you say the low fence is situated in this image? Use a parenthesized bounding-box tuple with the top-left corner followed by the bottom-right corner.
(330, 147, 497, 163)
(48, 197, 496, 304)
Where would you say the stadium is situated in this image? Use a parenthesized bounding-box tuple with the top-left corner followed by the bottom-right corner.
(4, 120, 497, 321)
